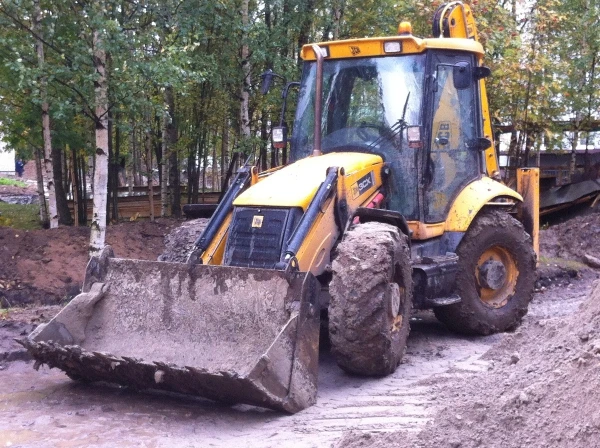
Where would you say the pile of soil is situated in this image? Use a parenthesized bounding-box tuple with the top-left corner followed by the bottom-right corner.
(0, 180, 38, 205)
(540, 210, 600, 262)
(339, 207, 600, 448)
(425, 279, 599, 448)
(158, 218, 208, 262)
(0, 219, 178, 307)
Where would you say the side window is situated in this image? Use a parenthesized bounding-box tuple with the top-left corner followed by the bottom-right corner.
(425, 60, 480, 223)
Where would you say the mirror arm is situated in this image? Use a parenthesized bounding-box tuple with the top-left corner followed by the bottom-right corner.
(279, 82, 300, 126)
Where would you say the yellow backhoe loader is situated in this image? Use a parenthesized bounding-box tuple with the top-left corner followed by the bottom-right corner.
(21, 2, 539, 413)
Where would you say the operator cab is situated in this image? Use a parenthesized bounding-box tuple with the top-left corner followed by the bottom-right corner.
(290, 37, 488, 224)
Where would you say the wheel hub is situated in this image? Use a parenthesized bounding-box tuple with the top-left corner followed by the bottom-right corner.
(389, 283, 401, 318)
(478, 259, 507, 290)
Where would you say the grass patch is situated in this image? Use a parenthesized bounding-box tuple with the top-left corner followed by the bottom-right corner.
(0, 177, 27, 188)
(0, 202, 42, 230)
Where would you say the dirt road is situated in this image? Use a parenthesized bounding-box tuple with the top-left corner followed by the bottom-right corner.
(1, 272, 595, 448)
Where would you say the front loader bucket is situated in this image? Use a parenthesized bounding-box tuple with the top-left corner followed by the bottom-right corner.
(20, 246, 320, 413)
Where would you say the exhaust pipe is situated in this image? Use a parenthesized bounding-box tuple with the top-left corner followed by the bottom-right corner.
(311, 44, 324, 157)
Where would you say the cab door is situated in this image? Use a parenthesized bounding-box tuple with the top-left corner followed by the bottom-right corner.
(424, 52, 482, 223)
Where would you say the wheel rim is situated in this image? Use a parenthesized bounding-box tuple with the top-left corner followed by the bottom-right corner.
(475, 245, 518, 308)
(389, 282, 406, 331)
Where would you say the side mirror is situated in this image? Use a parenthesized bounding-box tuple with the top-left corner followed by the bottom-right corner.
(474, 66, 491, 80)
(272, 125, 288, 149)
(468, 137, 492, 151)
(260, 69, 275, 95)
(453, 62, 472, 90)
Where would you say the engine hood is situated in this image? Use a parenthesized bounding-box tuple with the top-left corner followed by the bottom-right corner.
(234, 152, 383, 210)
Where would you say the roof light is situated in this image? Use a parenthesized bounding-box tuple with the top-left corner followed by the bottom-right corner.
(398, 21, 412, 35)
(316, 46, 329, 58)
(383, 41, 402, 53)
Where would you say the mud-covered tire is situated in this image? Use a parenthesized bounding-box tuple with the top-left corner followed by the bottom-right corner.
(434, 209, 536, 335)
(328, 222, 413, 376)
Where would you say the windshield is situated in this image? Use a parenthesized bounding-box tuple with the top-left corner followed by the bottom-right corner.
(290, 54, 426, 219)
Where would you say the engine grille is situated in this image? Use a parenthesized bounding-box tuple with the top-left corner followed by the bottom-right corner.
(224, 207, 301, 269)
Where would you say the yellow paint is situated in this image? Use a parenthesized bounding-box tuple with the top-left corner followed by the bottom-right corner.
(516, 168, 540, 258)
(295, 194, 340, 274)
(407, 221, 445, 239)
(291, 158, 385, 274)
(300, 36, 483, 61)
(234, 152, 382, 210)
(439, 2, 479, 40)
(477, 245, 518, 308)
(200, 214, 231, 265)
(445, 177, 523, 232)
(480, 79, 498, 175)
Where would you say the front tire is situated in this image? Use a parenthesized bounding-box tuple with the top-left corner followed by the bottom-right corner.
(328, 222, 413, 376)
(434, 209, 536, 335)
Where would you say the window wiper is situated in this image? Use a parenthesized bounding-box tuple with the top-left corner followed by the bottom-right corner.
(369, 92, 410, 150)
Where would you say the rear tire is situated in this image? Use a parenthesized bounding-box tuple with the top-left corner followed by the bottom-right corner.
(434, 209, 536, 335)
(329, 222, 412, 376)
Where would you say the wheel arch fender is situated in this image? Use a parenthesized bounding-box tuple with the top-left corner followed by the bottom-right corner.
(445, 177, 523, 233)
(352, 207, 411, 240)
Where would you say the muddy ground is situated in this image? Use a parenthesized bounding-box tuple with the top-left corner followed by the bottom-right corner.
(1, 205, 599, 447)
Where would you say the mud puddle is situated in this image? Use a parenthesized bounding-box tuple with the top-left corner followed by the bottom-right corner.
(1, 313, 503, 448)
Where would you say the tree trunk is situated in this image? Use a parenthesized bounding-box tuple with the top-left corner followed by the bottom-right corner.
(52, 145, 73, 225)
(240, 0, 252, 145)
(160, 101, 170, 217)
(34, 145, 49, 228)
(34, 0, 58, 229)
(112, 110, 120, 220)
(165, 86, 180, 217)
(569, 129, 579, 178)
(70, 147, 79, 227)
(212, 138, 218, 192)
(260, 110, 268, 171)
(128, 119, 135, 194)
(145, 123, 155, 222)
(221, 118, 228, 189)
(89, 29, 109, 257)
(81, 153, 88, 226)
(332, 0, 344, 40)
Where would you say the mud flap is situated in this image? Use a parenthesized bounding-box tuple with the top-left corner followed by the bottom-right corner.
(19, 246, 320, 413)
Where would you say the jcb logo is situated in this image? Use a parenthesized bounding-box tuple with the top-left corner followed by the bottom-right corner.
(351, 171, 374, 199)
(251, 215, 264, 228)
(350, 46, 360, 56)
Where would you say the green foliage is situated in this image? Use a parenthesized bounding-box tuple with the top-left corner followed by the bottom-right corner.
(0, 177, 27, 187)
(0, 203, 42, 230)
(0, 0, 598, 195)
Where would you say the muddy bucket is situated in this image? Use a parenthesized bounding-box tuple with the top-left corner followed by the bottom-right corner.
(20, 246, 320, 413)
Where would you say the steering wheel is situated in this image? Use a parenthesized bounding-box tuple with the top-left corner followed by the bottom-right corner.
(356, 122, 384, 141)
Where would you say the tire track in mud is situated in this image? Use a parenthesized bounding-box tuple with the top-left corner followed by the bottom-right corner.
(0, 315, 501, 448)
(5, 281, 588, 448)
(212, 316, 502, 448)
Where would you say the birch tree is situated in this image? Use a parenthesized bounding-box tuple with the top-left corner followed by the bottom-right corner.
(89, 27, 109, 257)
(33, 0, 58, 228)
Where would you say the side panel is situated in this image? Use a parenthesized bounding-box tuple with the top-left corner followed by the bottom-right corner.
(517, 168, 540, 258)
(445, 177, 522, 232)
(295, 161, 385, 275)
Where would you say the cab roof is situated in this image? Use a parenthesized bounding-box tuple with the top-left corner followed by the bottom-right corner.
(300, 35, 484, 61)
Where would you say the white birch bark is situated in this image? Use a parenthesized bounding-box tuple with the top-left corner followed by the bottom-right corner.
(34, 0, 58, 229)
(33, 145, 49, 226)
(89, 29, 109, 257)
